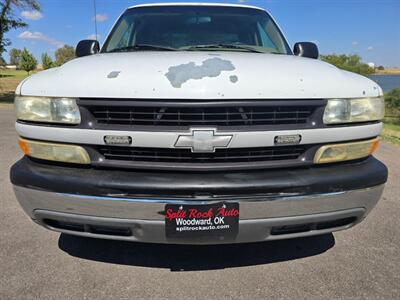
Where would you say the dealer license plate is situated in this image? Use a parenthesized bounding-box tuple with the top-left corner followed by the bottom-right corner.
(165, 202, 239, 240)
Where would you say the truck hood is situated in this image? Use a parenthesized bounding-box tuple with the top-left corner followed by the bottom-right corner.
(18, 51, 382, 99)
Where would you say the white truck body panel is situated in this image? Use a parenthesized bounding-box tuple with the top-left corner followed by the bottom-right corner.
(17, 52, 382, 99)
(129, 2, 265, 11)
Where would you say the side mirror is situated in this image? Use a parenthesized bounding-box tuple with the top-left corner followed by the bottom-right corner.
(293, 42, 319, 59)
(76, 40, 100, 57)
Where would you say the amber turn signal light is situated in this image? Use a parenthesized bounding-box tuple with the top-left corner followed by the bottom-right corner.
(18, 138, 91, 164)
(314, 138, 380, 164)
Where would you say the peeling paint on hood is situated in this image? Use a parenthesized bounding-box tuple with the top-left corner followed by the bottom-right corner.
(18, 51, 382, 99)
(165, 57, 235, 88)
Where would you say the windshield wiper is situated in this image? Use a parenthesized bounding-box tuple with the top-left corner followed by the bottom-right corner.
(180, 43, 267, 53)
(109, 44, 178, 52)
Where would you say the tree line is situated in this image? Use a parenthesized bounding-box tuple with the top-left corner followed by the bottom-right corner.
(6, 45, 75, 73)
(320, 54, 375, 76)
(1, 0, 40, 56)
(0, 0, 73, 73)
(385, 88, 400, 116)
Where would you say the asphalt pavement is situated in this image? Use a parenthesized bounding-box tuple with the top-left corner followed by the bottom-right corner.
(0, 106, 399, 299)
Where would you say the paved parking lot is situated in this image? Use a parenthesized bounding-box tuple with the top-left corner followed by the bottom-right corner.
(0, 106, 399, 299)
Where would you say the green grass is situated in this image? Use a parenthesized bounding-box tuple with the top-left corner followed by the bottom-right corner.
(381, 123, 400, 145)
(0, 69, 29, 77)
(0, 69, 30, 103)
(384, 116, 400, 125)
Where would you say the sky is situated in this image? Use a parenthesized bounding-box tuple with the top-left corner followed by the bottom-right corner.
(4, 0, 400, 67)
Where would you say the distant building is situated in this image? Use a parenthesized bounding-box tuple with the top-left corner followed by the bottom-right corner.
(5, 65, 17, 70)
(367, 62, 375, 69)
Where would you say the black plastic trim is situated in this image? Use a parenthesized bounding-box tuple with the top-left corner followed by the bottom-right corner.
(77, 98, 326, 131)
(10, 156, 388, 197)
(86, 143, 318, 171)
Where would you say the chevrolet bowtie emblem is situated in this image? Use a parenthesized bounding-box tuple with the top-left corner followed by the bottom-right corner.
(175, 130, 233, 153)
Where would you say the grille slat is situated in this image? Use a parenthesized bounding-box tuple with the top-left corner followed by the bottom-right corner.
(86, 105, 316, 127)
(92, 111, 312, 116)
(94, 117, 309, 123)
(98, 146, 306, 163)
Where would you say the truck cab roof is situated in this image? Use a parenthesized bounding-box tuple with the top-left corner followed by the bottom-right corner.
(128, 2, 266, 12)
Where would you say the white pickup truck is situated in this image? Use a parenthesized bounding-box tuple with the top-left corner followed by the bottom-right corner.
(10, 3, 387, 244)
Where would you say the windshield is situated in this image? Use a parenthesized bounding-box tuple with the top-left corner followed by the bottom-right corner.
(103, 6, 291, 54)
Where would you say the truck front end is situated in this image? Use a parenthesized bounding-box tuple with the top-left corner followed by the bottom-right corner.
(10, 3, 388, 244)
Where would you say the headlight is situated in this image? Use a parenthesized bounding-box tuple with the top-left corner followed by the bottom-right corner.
(314, 138, 379, 164)
(15, 96, 81, 124)
(323, 97, 384, 124)
(19, 138, 90, 164)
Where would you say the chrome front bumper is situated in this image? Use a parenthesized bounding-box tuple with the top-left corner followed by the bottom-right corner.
(13, 185, 384, 244)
